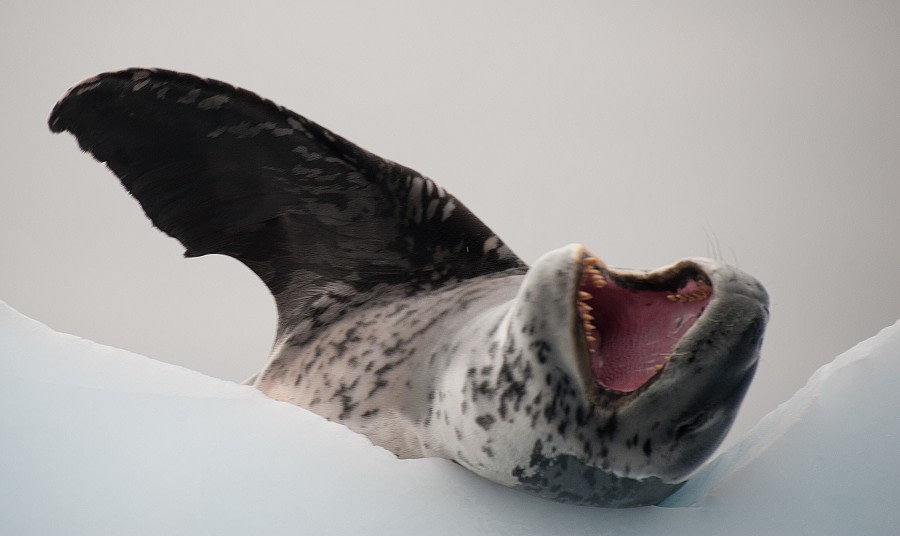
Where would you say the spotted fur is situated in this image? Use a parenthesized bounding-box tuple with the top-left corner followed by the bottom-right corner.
(49, 69, 768, 507)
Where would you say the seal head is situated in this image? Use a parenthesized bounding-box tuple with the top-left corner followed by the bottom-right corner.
(438, 245, 766, 505)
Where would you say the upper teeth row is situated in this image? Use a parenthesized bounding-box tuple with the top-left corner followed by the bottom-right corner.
(578, 306, 598, 348)
(583, 256, 607, 288)
(666, 282, 712, 303)
(578, 257, 605, 351)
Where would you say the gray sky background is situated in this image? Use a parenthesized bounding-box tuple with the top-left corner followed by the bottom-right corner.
(2, 1, 898, 447)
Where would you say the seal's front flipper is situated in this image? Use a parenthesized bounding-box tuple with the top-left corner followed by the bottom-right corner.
(49, 69, 526, 330)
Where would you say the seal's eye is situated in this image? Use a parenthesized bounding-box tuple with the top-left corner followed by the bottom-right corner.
(673, 411, 710, 441)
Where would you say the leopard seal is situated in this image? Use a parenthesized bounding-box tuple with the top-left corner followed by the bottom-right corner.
(48, 68, 768, 507)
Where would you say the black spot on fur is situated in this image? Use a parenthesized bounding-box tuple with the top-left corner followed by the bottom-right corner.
(529, 340, 552, 364)
(476, 414, 496, 431)
(367, 378, 388, 398)
(473, 380, 494, 400)
(337, 395, 357, 420)
(596, 412, 618, 439)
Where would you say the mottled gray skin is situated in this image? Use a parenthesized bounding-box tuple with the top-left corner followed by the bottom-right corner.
(49, 69, 768, 507)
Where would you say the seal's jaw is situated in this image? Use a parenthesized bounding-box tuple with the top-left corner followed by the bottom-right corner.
(574, 254, 713, 394)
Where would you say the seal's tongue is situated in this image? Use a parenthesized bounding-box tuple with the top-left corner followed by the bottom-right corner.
(577, 259, 711, 393)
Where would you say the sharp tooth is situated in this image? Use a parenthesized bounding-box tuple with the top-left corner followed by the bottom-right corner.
(663, 355, 671, 362)
(654, 364, 664, 372)
(582, 312, 594, 323)
(585, 256, 607, 268)
(681, 290, 710, 302)
(586, 334, 596, 342)
(666, 285, 711, 303)
(578, 291, 592, 301)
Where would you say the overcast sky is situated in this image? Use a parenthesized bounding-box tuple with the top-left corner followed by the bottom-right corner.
(2, 1, 898, 445)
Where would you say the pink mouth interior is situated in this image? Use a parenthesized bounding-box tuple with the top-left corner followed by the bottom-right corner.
(578, 267, 711, 393)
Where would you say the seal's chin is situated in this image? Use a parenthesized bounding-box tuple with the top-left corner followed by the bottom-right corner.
(575, 253, 712, 393)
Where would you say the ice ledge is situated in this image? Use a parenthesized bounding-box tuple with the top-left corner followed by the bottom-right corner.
(1, 300, 897, 535)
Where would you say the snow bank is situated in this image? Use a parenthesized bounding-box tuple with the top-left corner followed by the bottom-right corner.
(1, 301, 897, 535)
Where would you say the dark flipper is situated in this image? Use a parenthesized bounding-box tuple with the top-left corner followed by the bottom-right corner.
(49, 68, 525, 332)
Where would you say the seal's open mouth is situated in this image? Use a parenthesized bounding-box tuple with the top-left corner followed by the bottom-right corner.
(575, 254, 712, 393)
